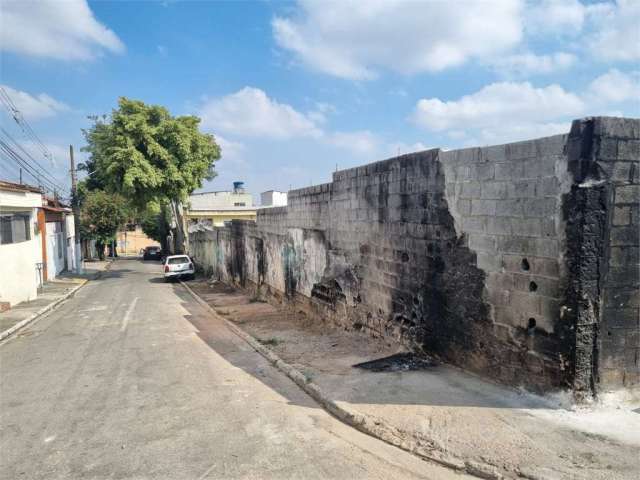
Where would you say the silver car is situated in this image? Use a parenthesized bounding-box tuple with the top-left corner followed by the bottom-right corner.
(163, 255, 195, 282)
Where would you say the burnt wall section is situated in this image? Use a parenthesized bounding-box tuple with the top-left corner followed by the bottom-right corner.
(439, 136, 574, 389)
(189, 116, 639, 395)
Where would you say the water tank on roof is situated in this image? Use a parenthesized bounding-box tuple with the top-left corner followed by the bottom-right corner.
(233, 181, 245, 193)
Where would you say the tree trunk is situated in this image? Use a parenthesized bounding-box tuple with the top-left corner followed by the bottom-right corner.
(97, 240, 105, 260)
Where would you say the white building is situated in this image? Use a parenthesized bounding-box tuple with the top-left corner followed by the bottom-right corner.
(260, 190, 288, 207)
(0, 181, 45, 308)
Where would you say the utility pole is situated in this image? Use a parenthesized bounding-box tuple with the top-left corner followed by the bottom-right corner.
(70, 145, 83, 274)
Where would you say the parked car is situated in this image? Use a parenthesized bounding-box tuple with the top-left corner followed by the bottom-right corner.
(143, 246, 162, 260)
(163, 255, 195, 281)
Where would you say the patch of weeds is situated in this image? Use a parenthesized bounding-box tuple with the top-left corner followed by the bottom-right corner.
(258, 337, 282, 347)
(249, 294, 266, 303)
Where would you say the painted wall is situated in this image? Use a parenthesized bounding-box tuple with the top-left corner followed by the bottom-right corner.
(0, 189, 43, 307)
(189, 117, 639, 396)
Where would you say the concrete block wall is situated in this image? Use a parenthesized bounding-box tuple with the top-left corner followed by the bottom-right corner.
(189, 116, 639, 396)
(595, 119, 640, 389)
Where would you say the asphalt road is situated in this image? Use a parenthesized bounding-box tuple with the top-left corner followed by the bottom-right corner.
(0, 258, 464, 480)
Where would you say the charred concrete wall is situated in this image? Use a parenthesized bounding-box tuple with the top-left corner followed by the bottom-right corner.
(189, 116, 639, 395)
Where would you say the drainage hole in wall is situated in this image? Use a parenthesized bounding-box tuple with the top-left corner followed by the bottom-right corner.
(521, 258, 530, 271)
(529, 281, 538, 292)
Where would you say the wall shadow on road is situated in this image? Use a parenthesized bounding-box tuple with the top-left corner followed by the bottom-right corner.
(172, 286, 321, 410)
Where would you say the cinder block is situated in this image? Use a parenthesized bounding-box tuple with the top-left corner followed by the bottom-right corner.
(497, 236, 534, 255)
(462, 216, 486, 233)
(507, 180, 537, 198)
(603, 308, 640, 329)
(480, 144, 506, 162)
(598, 137, 619, 160)
(509, 291, 540, 314)
(523, 198, 557, 217)
(460, 181, 481, 198)
(616, 185, 640, 204)
(610, 226, 639, 246)
(541, 218, 556, 237)
(512, 218, 542, 237)
(477, 251, 503, 272)
(613, 206, 631, 226)
(594, 117, 640, 139)
(495, 162, 525, 180)
(524, 157, 556, 179)
(534, 238, 559, 258)
(471, 199, 497, 216)
(538, 177, 560, 196)
(469, 234, 496, 252)
(471, 163, 495, 180)
(481, 181, 508, 199)
(495, 199, 524, 217)
(456, 199, 472, 216)
(618, 140, 640, 161)
(486, 217, 511, 235)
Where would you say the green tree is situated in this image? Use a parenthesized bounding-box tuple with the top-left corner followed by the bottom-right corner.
(139, 201, 171, 251)
(82, 98, 220, 252)
(80, 190, 128, 260)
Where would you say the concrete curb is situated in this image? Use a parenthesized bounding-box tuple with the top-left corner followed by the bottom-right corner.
(0, 280, 87, 342)
(181, 280, 513, 480)
(0, 261, 113, 342)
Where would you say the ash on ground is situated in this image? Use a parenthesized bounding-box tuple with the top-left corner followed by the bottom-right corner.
(353, 353, 438, 372)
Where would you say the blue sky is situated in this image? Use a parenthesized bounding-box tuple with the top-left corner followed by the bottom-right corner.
(1, 0, 638, 201)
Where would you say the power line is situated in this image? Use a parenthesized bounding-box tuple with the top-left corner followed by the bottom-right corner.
(0, 127, 67, 193)
(0, 86, 56, 167)
(0, 138, 66, 198)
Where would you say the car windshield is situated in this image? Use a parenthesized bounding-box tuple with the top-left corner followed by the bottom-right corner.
(148, 247, 160, 252)
(168, 256, 189, 265)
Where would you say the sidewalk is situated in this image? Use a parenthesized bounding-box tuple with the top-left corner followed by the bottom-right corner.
(0, 260, 111, 340)
(186, 279, 640, 480)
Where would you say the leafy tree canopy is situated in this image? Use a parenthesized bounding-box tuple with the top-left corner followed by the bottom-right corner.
(80, 190, 129, 243)
(81, 97, 220, 206)
(139, 201, 170, 244)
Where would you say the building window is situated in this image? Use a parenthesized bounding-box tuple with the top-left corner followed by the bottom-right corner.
(234, 202, 246, 206)
(0, 214, 31, 244)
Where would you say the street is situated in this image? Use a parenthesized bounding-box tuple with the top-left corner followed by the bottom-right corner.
(0, 258, 461, 480)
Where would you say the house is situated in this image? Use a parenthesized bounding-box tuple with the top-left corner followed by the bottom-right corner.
(260, 190, 288, 207)
(0, 181, 80, 310)
(115, 224, 159, 255)
(0, 181, 45, 308)
(41, 196, 76, 280)
(185, 181, 258, 228)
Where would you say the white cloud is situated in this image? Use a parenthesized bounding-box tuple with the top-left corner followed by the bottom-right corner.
(586, 0, 640, 63)
(272, 0, 523, 80)
(0, 85, 70, 121)
(587, 69, 640, 105)
(412, 81, 584, 132)
(327, 130, 378, 156)
(526, 0, 586, 35)
(199, 87, 322, 139)
(1, 0, 125, 61)
(490, 52, 577, 76)
(412, 69, 640, 145)
(214, 135, 246, 167)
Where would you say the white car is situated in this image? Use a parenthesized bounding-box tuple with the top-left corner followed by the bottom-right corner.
(163, 255, 195, 282)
